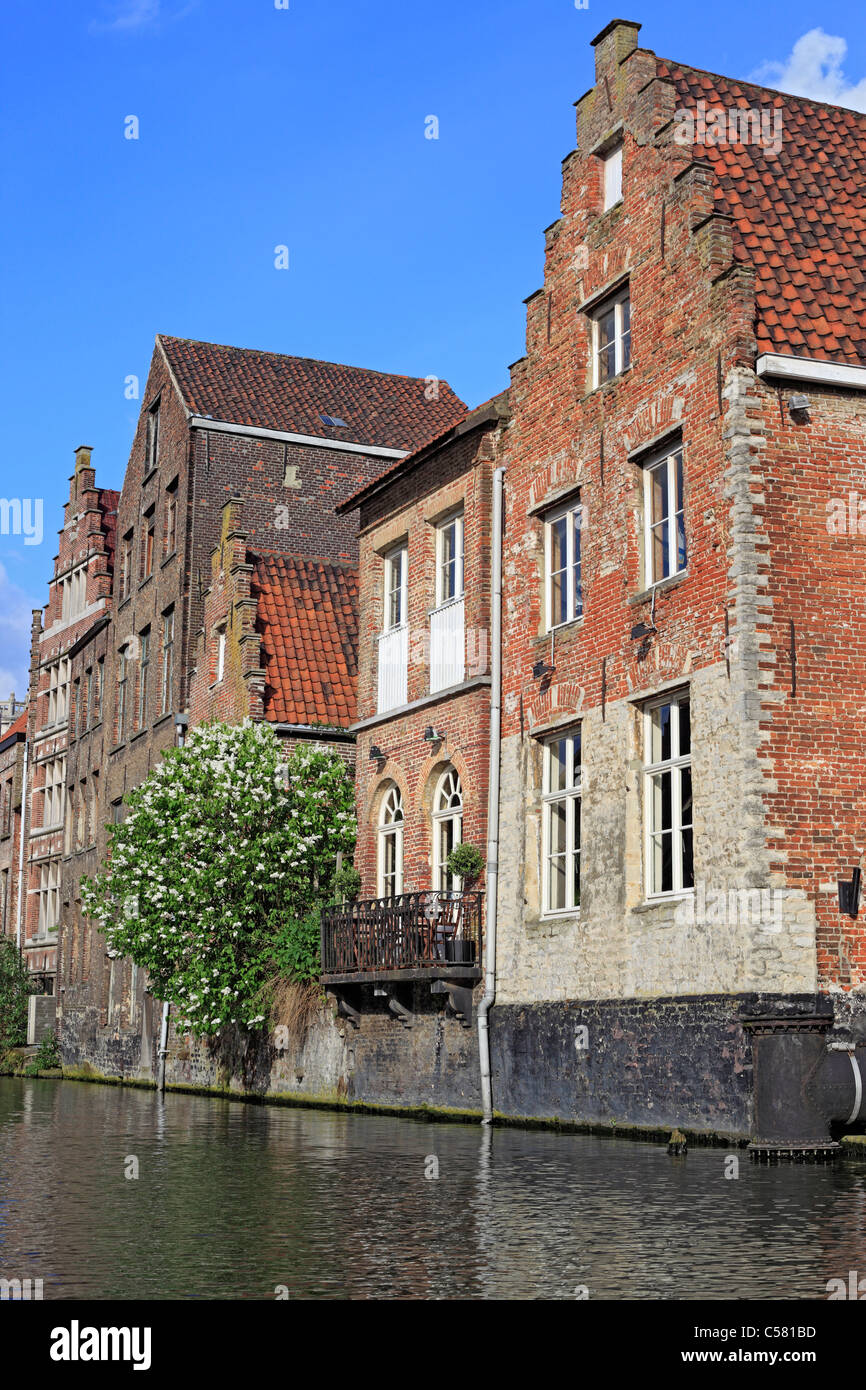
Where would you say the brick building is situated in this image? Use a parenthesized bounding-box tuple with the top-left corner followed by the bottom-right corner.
(58, 334, 464, 1073)
(24, 448, 117, 998)
(0, 707, 29, 949)
(486, 19, 866, 1136)
(319, 396, 507, 1024)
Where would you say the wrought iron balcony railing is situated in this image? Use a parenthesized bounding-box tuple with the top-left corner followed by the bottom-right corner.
(321, 890, 483, 978)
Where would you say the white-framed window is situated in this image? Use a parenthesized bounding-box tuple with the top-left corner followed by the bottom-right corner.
(46, 658, 71, 727)
(432, 768, 463, 893)
(542, 729, 582, 914)
(41, 754, 66, 829)
(377, 784, 404, 898)
(545, 497, 584, 630)
(435, 512, 464, 606)
(591, 286, 631, 388)
(383, 544, 408, 631)
(642, 445, 686, 587)
(644, 692, 693, 897)
(216, 626, 227, 683)
(602, 142, 623, 211)
(37, 860, 61, 935)
(60, 564, 88, 623)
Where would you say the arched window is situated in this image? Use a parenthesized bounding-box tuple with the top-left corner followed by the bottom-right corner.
(433, 768, 463, 893)
(378, 785, 404, 898)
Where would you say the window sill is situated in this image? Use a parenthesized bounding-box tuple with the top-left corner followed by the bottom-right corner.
(632, 891, 694, 914)
(118, 595, 132, 612)
(142, 467, 158, 486)
(581, 364, 632, 402)
(161, 551, 177, 569)
(539, 908, 582, 922)
(109, 743, 126, 756)
(629, 572, 687, 606)
(130, 727, 147, 743)
(138, 574, 154, 592)
(539, 616, 584, 641)
(153, 712, 175, 730)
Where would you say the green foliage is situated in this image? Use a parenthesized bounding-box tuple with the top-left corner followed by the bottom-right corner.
(81, 721, 356, 1038)
(271, 907, 322, 985)
(334, 863, 362, 901)
(22, 1029, 61, 1075)
(0, 939, 30, 1052)
(446, 842, 485, 883)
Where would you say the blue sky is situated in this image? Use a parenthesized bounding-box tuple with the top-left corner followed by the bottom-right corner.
(1, 0, 864, 695)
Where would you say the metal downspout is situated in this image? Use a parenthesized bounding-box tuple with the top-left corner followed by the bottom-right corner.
(478, 466, 504, 1124)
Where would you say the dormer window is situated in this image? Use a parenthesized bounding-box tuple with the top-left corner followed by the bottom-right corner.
(602, 143, 623, 211)
(590, 285, 630, 388)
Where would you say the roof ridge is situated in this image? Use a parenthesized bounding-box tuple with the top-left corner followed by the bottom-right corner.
(658, 56, 866, 124)
(156, 333, 452, 389)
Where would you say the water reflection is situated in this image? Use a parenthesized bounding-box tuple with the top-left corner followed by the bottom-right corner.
(0, 1078, 864, 1299)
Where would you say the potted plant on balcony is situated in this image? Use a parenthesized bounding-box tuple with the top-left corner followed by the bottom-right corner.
(443, 844, 485, 963)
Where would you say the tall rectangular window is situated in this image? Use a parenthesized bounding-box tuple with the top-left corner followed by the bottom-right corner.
(542, 729, 582, 914)
(161, 608, 175, 714)
(591, 286, 631, 388)
(164, 479, 178, 557)
(95, 658, 104, 723)
(116, 648, 128, 742)
(120, 531, 134, 602)
(545, 497, 584, 630)
(435, 512, 464, 606)
(643, 445, 686, 586)
(84, 666, 92, 730)
(215, 626, 226, 683)
(137, 629, 150, 730)
(644, 692, 693, 897)
(140, 506, 155, 580)
(146, 400, 160, 473)
(384, 546, 407, 631)
(602, 143, 623, 210)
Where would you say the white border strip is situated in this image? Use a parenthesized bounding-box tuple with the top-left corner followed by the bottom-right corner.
(188, 415, 408, 459)
(756, 354, 866, 390)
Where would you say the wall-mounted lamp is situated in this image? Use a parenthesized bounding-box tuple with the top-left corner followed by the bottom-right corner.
(369, 745, 386, 761)
(423, 726, 445, 743)
(789, 394, 810, 418)
(532, 660, 554, 680)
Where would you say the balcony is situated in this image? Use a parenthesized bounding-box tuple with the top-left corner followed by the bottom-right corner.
(429, 596, 464, 693)
(377, 624, 408, 713)
(321, 890, 483, 984)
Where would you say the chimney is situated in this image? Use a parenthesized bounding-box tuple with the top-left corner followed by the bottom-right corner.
(74, 445, 93, 472)
(591, 19, 641, 81)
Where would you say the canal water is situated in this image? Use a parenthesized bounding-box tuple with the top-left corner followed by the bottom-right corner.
(1, 1076, 865, 1300)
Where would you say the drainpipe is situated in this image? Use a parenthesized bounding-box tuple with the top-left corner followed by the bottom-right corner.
(14, 734, 29, 954)
(157, 712, 188, 1095)
(744, 1013, 866, 1157)
(478, 466, 504, 1124)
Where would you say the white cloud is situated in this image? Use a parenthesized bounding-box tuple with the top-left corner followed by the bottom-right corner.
(0, 561, 35, 698)
(89, 0, 197, 35)
(751, 29, 866, 112)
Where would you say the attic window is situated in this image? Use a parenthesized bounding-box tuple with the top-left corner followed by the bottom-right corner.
(602, 143, 623, 211)
(319, 414, 348, 429)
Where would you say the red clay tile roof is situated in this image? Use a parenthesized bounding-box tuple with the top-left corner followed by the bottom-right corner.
(252, 553, 358, 728)
(157, 335, 466, 452)
(657, 61, 866, 364)
(2, 709, 28, 742)
(337, 389, 509, 514)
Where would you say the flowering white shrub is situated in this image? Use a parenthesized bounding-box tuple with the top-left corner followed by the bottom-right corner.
(81, 721, 355, 1038)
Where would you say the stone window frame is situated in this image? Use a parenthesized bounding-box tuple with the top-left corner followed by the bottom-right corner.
(160, 607, 175, 716)
(215, 623, 227, 685)
(642, 689, 693, 899)
(543, 494, 585, 632)
(136, 627, 151, 731)
(383, 542, 408, 633)
(541, 725, 582, 917)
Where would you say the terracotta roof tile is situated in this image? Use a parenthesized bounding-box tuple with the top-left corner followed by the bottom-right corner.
(252, 553, 358, 728)
(157, 336, 465, 452)
(657, 60, 866, 364)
